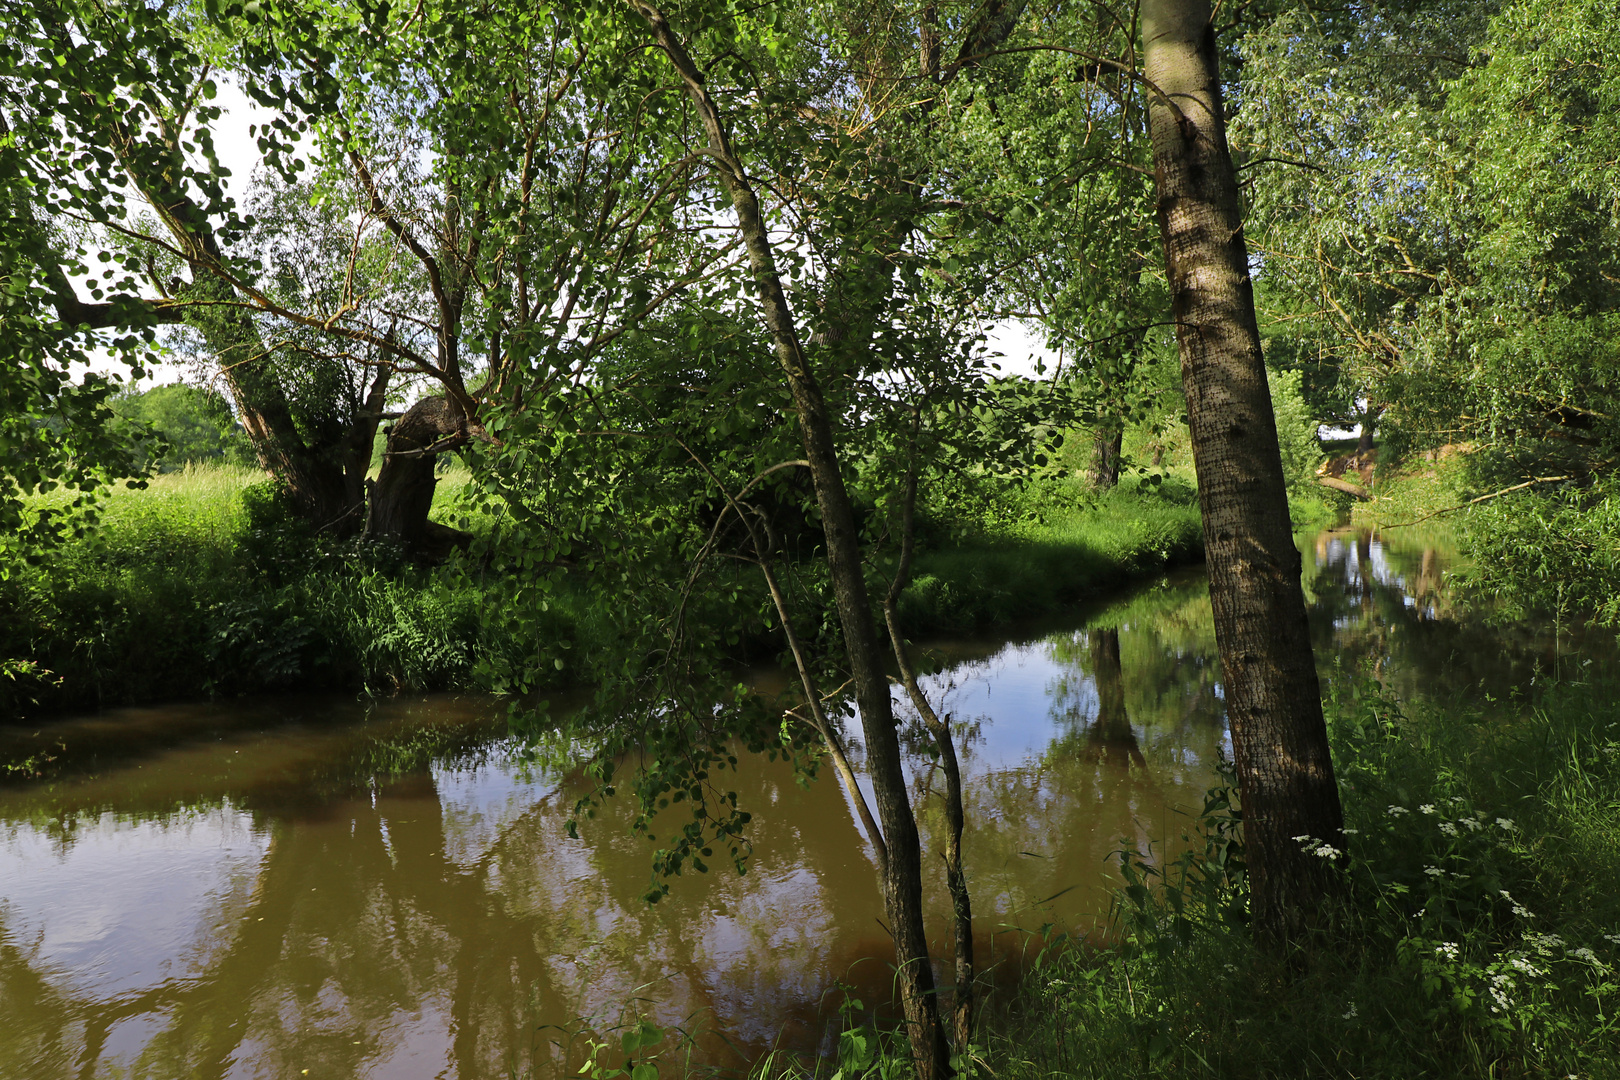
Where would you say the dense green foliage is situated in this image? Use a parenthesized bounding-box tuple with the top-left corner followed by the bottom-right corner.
(3, 0, 1619, 1071)
(1242, 0, 1620, 622)
(0, 466, 532, 714)
(109, 383, 254, 471)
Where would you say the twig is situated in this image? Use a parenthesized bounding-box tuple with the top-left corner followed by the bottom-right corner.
(1377, 476, 1572, 529)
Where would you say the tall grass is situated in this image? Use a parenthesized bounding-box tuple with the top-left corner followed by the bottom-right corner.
(0, 463, 535, 716)
(3, 461, 1206, 718)
(976, 674, 1620, 1080)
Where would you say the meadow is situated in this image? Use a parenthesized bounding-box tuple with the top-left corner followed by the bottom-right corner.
(0, 459, 1205, 719)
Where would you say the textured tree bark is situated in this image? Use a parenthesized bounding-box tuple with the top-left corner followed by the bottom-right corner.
(1141, 0, 1346, 944)
(365, 395, 474, 559)
(1090, 424, 1124, 489)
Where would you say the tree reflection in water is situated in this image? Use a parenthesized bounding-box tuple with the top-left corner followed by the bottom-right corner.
(4, 529, 1604, 1078)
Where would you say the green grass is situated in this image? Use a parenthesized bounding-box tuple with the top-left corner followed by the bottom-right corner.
(899, 475, 1205, 632)
(975, 674, 1620, 1080)
(2, 460, 1208, 719)
(0, 463, 544, 716)
(1349, 448, 1474, 530)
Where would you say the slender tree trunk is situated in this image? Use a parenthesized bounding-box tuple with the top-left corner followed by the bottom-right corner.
(1090, 424, 1124, 489)
(1141, 0, 1345, 944)
(885, 464, 974, 1052)
(1089, 259, 1146, 491)
(628, 6, 949, 1071)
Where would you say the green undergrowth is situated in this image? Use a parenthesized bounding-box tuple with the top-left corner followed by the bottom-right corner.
(1355, 448, 1620, 628)
(1, 461, 1206, 719)
(1350, 448, 1474, 530)
(0, 463, 557, 716)
(899, 474, 1204, 632)
(723, 675, 1620, 1080)
(972, 674, 1620, 1080)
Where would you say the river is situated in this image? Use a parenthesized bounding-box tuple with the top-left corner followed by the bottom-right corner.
(0, 528, 1601, 1079)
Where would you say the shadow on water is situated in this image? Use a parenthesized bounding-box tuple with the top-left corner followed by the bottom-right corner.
(1, 528, 1613, 1078)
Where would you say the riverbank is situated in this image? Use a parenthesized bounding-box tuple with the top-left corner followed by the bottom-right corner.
(6, 518, 1615, 1076)
(1349, 445, 1620, 630)
(1, 463, 1203, 719)
(973, 671, 1620, 1080)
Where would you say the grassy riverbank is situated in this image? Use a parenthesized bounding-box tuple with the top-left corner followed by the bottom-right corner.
(973, 673, 1620, 1079)
(0, 462, 1203, 719)
(757, 674, 1620, 1080)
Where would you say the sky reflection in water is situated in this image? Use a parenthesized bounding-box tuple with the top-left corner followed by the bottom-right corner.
(1, 529, 1596, 1078)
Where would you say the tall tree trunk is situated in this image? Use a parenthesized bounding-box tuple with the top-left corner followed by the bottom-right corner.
(628, 5, 951, 1074)
(1141, 0, 1346, 944)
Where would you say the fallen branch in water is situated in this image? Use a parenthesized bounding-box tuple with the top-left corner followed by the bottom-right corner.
(1378, 475, 1572, 529)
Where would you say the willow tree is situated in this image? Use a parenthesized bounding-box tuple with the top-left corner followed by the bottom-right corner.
(1241, 0, 1620, 624)
(0, 0, 389, 532)
(3, 0, 714, 554)
(1141, 0, 1346, 942)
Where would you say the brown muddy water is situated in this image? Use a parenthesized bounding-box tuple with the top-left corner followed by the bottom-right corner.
(1, 529, 1604, 1079)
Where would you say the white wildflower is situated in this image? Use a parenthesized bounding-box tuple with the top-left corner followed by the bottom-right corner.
(1436, 941, 1460, 961)
(1568, 947, 1599, 963)
(1438, 822, 1459, 837)
(1419, 804, 1438, 815)
(1499, 891, 1535, 919)
(1496, 817, 1517, 832)
(1424, 865, 1445, 877)
(1489, 973, 1513, 1012)
(1460, 817, 1482, 831)
(1342, 1003, 1358, 1019)
(1387, 805, 1410, 817)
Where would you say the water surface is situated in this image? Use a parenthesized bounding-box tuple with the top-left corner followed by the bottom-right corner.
(1, 528, 1603, 1078)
